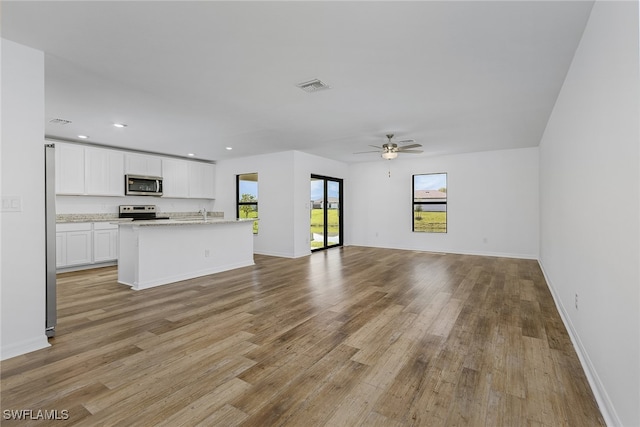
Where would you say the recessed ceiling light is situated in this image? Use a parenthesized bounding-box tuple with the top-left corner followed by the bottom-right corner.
(113, 123, 127, 128)
(225, 147, 233, 150)
(187, 153, 196, 157)
(77, 135, 89, 139)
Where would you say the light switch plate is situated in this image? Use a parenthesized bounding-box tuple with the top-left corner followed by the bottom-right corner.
(2, 196, 22, 212)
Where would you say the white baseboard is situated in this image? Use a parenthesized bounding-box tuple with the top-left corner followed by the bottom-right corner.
(1, 335, 50, 361)
(57, 260, 117, 273)
(253, 249, 297, 258)
(350, 243, 538, 260)
(538, 261, 619, 427)
(122, 260, 255, 290)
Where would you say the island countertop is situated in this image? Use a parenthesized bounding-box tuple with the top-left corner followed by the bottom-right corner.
(115, 218, 256, 227)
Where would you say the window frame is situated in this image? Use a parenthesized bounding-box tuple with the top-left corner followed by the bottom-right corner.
(236, 173, 258, 234)
(310, 174, 344, 252)
(412, 173, 447, 233)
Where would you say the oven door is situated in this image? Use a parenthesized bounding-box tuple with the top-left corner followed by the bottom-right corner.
(125, 175, 163, 196)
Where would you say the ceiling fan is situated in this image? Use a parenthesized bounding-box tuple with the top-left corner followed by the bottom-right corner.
(356, 134, 423, 159)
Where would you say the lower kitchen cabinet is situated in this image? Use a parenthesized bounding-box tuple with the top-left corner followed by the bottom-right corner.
(56, 232, 66, 267)
(57, 223, 92, 267)
(93, 223, 119, 263)
(56, 222, 118, 270)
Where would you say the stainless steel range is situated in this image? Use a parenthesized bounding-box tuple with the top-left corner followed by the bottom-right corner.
(119, 205, 170, 221)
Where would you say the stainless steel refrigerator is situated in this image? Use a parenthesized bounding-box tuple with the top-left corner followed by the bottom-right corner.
(45, 143, 56, 337)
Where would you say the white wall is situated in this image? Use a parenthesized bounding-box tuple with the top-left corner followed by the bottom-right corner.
(292, 151, 349, 258)
(215, 150, 348, 258)
(215, 151, 296, 257)
(538, 1, 639, 426)
(0, 40, 50, 359)
(349, 147, 539, 259)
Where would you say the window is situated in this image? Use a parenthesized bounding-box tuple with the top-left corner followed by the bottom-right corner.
(413, 173, 447, 233)
(236, 173, 258, 234)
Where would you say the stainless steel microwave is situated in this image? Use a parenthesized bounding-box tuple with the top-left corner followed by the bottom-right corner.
(125, 174, 163, 196)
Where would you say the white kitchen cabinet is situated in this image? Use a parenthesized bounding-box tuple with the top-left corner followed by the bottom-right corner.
(93, 223, 118, 263)
(163, 159, 215, 199)
(56, 233, 66, 267)
(55, 143, 85, 195)
(188, 162, 216, 199)
(66, 230, 93, 266)
(85, 147, 124, 196)
(125, 153, 162, 177)
(162, 158, 189, 198)
(57, 223, 93, 267)
(55, 143, 124, 196)
(55, 142, 214, 199)
(57, 222, 118, 269)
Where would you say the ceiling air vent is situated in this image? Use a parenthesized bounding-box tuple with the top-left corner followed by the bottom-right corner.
(296, 79, 331, 93)
(49, 118, 72, 125)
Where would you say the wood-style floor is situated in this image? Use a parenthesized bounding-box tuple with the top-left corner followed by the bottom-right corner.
(1, 246, 604, 426)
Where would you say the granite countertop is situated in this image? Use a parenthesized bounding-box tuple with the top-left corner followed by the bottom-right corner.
(57, 213, 120, 223)
(56, 212, 224, 223)
(116, 218, 256, 227)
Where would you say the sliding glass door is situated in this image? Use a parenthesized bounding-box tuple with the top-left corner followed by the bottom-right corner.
(310, 175, 343, 251)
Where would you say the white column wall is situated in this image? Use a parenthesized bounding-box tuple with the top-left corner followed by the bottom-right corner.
(215, 150, 349, 258)
(1, 40, 49, 359)
(538, 1, 639, 425)
(215, 151, 296, 257)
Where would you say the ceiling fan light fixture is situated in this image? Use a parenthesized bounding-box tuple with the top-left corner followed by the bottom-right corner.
(381, 151, 398, 160)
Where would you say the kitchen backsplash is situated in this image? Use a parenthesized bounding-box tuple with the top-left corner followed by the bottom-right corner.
(55, 195, 216, 215)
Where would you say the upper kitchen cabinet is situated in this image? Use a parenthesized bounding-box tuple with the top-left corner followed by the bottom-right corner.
(54, 142, 213, 199)
(162, 158, 215, 199)
(188, 162, 216, 199)
(162, 158, 189, 198)
(55, 142, 124, 196)
(85, 147, 124, 196)
(124, 153, 162, 177)
(55, 143, 85, 195)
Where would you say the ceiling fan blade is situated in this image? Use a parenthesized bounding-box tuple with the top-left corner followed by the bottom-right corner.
(368, 145, 383, 149)
(396, 139, 415, 144)
(398, 150, 423, 154)
(354, 150, 381, 154)
(398, 143, 422, 150)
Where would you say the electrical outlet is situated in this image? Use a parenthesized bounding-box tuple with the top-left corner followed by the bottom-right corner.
(575, 293, 579, 310)
(204, 249, 210, 258)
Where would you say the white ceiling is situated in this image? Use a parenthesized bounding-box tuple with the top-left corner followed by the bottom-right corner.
(2, 1, 594, 163)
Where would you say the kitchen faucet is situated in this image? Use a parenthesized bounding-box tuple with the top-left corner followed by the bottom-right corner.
(200, 208, 207, 220)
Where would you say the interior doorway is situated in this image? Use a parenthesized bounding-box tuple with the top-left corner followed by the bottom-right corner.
(310, 175, 343, 251)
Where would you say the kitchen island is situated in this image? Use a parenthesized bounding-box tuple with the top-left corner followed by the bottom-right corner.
(117, 218, 255, 290)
